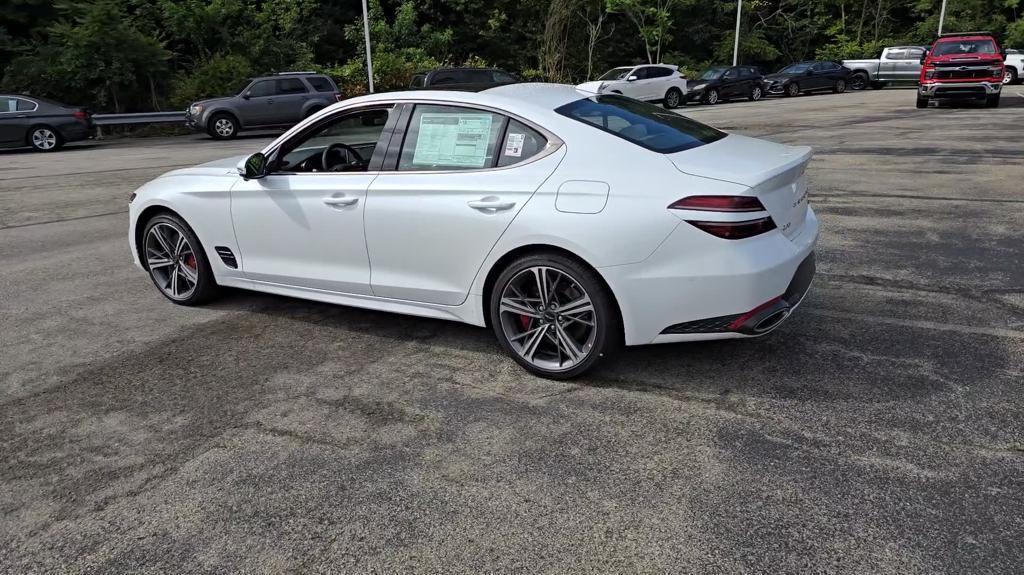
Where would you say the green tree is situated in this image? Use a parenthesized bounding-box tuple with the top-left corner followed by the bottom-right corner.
(607, 0, 684, 63)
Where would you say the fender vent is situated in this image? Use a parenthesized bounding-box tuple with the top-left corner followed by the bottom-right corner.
(214, 246, 237, 269)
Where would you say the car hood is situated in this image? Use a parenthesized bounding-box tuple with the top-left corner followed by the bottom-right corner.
(161, 154, 248, 178)
(665, 134, 812, 187)
(192, 96, 235, 107)
(764, 73, 798, 82)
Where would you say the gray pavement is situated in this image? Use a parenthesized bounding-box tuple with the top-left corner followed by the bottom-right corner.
(1, 88, 1023, 573)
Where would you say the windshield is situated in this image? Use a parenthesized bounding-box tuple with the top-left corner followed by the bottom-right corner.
(933, 39, 997, 56)
(779, 63, 812, 73)
(699, 68, 726, 80)
(555, 95, 726, 154)
(598, 67, 633, 81)
(231, 79, 253, 96)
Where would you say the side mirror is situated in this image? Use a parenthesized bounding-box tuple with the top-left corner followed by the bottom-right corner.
(238, 152, 268, 180)
(242, 93, 251, 100)
(626, 75, 638, 82)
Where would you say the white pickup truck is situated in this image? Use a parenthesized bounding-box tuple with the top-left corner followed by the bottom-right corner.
(1005, 49, 1023, 84)
(842, 46, 930, 89)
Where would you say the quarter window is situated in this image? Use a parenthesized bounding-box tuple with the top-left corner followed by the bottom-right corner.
(16, 99, 36, 111)
(398, 105, 506, 171)
(497, 120, 547, 167)
(305, 76, 336, 92)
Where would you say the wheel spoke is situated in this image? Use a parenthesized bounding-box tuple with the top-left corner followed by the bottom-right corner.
(151, 226, 173, 255)
(554, 323, 582, 362)
(500, 298, 540, 318)
(179, 263, 198, 284)
(559, 295, 593, 317)
(170, 265, 180, 295)
(148, 256, 174, 269)
(521, 324, 548, 360)
(510, 324, 545, 343)
(532, 268, 548, 307)
(562, 314, 594, 328)
(174, 232, 187, 257)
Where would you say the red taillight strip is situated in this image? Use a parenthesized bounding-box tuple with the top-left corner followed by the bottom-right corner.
(685, 217, 777, 240)
(668, 195, 766, 212)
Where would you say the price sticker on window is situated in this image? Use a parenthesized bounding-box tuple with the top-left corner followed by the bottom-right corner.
(504, 132, 525, 157)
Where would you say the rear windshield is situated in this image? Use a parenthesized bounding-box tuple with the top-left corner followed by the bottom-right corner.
(933, 39, 997, 56)
(555, 95, 726, 153)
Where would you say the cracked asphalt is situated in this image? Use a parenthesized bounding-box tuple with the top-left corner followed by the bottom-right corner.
(2, 88, 1023, 573)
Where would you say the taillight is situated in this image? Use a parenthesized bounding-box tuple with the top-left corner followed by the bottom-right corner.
(667, 195, 766, 212)
(73, 111, 89, 121)
(686, 218, 777, 240)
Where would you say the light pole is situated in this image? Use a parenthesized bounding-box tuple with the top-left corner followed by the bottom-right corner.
(732, 0, 742, 66)
(937, 0, 948, 35)
(361, 0, 375, 93)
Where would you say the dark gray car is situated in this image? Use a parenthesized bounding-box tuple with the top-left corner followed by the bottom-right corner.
(185, 72, 341, 140)
(0, 94, 95, 152)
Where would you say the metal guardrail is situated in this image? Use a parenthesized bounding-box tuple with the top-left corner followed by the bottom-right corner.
(91, 111, 185, 138)
(91, 111, 185, 126)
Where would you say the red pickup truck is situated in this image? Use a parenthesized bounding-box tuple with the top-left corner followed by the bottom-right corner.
(917, 32, 1006, 108)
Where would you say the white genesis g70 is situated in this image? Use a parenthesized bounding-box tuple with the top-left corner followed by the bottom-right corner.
(128, 84, 818, 378)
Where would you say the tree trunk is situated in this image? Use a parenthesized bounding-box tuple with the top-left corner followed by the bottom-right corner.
(856, 0, 868, 43)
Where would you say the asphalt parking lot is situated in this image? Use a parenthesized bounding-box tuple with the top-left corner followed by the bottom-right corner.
(2, 87, 1023, 573)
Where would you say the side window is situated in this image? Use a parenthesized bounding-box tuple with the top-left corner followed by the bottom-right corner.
(16, 99, 37, 111)
(646, 67, 671, 79)
(884, 49, 906, 60)
(497, 120, 547, 167)
(276, 107, 391, 173)
(905, 48, 924, 60)
(276, 78, 308, 94)
(430, 71, 462, 85)
(723, 68, 738, 79)
(305, 76, 336, 92)
(410, 74, 426, 88)
(248, 80, 275, 97)
(631, 67, 648, 80)
(810, 62, 824, 72)
(398, 105, 506, 171)
(493, 70, 516, 83)
(463, 70, 493, 83)
(0, 97, 15, 112)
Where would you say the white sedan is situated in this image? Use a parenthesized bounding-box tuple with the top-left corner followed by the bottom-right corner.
(128, 84, 818, 378)
(577, 64, 689, 108)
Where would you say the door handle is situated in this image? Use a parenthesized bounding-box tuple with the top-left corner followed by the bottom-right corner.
(467, 198, 516, 211)
(323, 196, 359, 207)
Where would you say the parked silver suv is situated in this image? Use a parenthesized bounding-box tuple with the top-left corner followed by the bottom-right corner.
(185, 72, 340, 139)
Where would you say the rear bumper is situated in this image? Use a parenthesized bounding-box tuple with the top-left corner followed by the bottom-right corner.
(600, 207, 819, 346)
(919, 81, 1001, 97)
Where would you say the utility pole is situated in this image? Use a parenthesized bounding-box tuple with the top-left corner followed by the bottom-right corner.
(361, 0, 375, 93)
(937, 0, 947, 35)
(732, 0, 742, 66)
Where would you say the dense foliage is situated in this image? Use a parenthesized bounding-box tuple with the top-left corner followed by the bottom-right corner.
(1, 0, 1021, 112)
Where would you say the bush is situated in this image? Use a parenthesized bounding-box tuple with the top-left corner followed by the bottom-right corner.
(816, 38, 894, 62)
(169, 54, 253, 108)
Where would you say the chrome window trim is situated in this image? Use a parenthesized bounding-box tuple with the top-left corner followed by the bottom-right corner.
(0, 96, 39, 114)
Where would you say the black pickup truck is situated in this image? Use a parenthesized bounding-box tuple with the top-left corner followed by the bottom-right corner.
(409, 68, 520, 92)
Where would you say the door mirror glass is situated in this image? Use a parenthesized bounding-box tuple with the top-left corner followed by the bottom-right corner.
(626, 75, 638, 82)
(239, 152, 268, 179)
(242, 92, 251, 100)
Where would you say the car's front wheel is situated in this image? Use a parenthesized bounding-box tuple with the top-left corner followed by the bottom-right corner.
(207, 113, 239, 140)
(142, 213, 218, 305)
(663, 87, 682, 109)
(785, 82, 801, 97)
(749, 85, 763, 101)
(704, 88, 720, 105)
(490, 253, 620, 379)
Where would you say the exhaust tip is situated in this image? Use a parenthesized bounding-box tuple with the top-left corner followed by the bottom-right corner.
(752, 309, 789, 333)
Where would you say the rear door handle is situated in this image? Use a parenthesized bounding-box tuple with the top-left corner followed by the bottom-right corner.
(467, 198, 516, 211)
(323, 196, 359, 207)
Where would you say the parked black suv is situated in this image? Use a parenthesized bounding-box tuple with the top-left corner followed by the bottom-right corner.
(185, 72, 341, 139)
(409, 68, 520, 92)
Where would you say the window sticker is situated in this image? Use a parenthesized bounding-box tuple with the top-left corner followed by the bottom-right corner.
(504, 132, 525, 157)
(412, 113, 493, 168)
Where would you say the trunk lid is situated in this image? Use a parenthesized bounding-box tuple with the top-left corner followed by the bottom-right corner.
(666, 134, 812, 240)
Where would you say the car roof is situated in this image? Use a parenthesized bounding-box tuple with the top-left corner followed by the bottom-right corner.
(343, 83, 588, 115)
(934, 35, 994, 42)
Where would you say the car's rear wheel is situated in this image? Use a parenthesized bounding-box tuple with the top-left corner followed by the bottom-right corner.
(490, 253, 619, 379)
(663, 87, 682, 109)
(785, 82, 800, 97)
(208, 113, 239, 140)
(29, 126, 62, 152)
(850, 72, 869, 90)
(704, 88, 720, 105)
(832, 79, 847, 93)
(748, 85, 763, 101)
(142, 214, 218, 305)
(1003, 67, 1018, 85)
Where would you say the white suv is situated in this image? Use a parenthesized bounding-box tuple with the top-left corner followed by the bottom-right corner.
(577, 64, 688, 108)
(1005, 49, 1023, 84)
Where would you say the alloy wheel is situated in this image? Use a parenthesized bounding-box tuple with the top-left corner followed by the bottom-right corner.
(1004, 70, 1014, 85)
(707, 89, 719, 104)
(751, 87, 762, 101)
(498, 266, 597, 372)
(31, 128, 57, 150)
(145, 222, 199, 300)
(214, 118, 235, 137)
(666, 90, 680, 107)
(787, 83, 800, 96)
(835, 79, 846, 93)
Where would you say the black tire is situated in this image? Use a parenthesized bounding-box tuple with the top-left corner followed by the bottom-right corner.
(207, 113, 239, 140)
(785, 82, 800, 97)
(141, 213, 219, 306)
(663, 87, 682, 109)
(850, 72, 869, 90)
(28, 125, 63, 152)
(916, 96, 929, 109)
(748, 85, 763, 101)
(489, 252, 620, 379)
(832, 79, 847, 93)
(703, 88, 720, 105)
(985, 94, 1000, 108)
(1004, 67, 1018, 85)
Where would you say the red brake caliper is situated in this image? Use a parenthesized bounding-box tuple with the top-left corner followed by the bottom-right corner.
(185, 254, 197, 270)
(518, 314, 532, 330)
